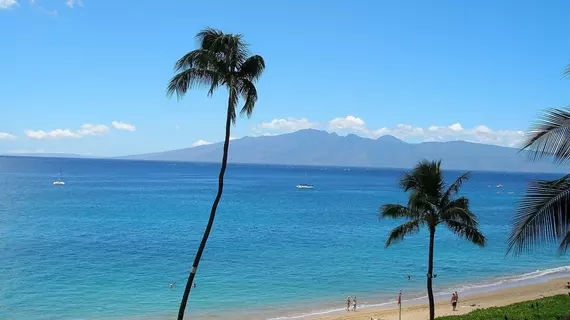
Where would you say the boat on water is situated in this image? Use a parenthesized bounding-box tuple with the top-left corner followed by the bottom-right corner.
(497, 184, 504, 188)
(296, 172, 313, 189)
(53, 169, 65, 185)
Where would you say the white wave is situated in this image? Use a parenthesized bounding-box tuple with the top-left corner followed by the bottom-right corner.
(266, 265, 570, 320)
(451, 265, 570, 295)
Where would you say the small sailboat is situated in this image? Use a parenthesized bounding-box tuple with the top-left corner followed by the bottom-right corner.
(53, 169, 65, 185)
(296, 172, 313, 189)
(496, 184, 504, 188)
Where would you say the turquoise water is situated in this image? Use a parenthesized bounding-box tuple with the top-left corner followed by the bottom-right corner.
(1, 156, 569, 319)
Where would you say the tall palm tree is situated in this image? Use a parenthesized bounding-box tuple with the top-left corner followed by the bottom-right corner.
(508, 107, 570, 254)
(380, 160, 486, 320)
(166, 28, 265, 320)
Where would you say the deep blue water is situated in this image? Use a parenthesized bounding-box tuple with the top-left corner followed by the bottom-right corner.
(1, 156, 569, 319)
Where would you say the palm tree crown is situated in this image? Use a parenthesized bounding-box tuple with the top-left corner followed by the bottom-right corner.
(508, 107, 570, 254)
(381, 160, 486, 247)
(167, 28, 265, 122)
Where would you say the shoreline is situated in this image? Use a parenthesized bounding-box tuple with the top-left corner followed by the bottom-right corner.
(170, 266, 570, 320)
(306, 277, 570, 320)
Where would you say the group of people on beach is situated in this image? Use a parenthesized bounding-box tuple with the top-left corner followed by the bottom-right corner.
(346, 296, 357, 311)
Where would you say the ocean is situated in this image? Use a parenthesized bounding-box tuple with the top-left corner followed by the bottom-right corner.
(1, 156, 569, 320)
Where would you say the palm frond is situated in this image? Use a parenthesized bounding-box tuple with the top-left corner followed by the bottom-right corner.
(520, 107, 570, 163)
(166, 69, 216, 99)
(402, 160, 444, 199)
(196, 27, 225, 50)
(442, 172, 471, 203)
(380, 204, 414, 220)
(563, 64, 570, 78)
(445, 220, 486, 247)
(399, 172, 418, 191)
(239, 55, 265, 81)
(385, 220, 422, 247)
(238, 79, 257, 118)
(439, 197, 478, 226)
(559, 230, 570, 254)
(174, 49, 215, 72)
(507, 176, 570, 255)
(196, 28, 249, 69)
(407, 191, 436, 217)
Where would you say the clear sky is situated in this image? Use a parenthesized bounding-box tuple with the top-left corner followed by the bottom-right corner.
(2, 0, 570, 156)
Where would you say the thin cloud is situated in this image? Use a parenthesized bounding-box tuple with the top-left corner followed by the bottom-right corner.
(28, 0, 57, 15)
(255, 117, 320, 133)
(65, 0, 82, 8)
(112, 121, 136, 132)
(0, 0, 18, 9)
(0, 132, 17, 140)
(25, 124, 109, 140)
(192, 140, 212, 147)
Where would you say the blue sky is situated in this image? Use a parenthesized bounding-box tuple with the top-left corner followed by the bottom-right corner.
(1, 0, 570, 156)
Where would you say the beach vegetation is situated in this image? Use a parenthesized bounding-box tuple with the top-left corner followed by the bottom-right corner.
(437, 294, 570, 319)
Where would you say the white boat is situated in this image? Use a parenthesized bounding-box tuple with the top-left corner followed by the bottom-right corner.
(53, 169, 65, 185)
(496, 184, 504, 188)
(296, 172, 313, 189)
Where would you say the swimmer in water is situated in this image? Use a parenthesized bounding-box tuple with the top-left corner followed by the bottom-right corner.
(193, 283, 197, 288)
(169, 281, 176, 288)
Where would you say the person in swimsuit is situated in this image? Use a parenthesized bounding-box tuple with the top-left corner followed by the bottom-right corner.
(346, 296, 351, 311)
(451, 292, 458, 311)
(352, 296, 357, 311)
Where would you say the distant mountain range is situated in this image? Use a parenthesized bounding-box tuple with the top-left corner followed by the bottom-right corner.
(122, 129, 568, 173)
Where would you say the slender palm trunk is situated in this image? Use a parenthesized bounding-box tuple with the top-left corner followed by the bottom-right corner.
(427, 228, 435, 320)
(177, 95, 234, 320)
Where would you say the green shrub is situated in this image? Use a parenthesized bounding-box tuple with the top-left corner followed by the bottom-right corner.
(437, 295, 570, 320)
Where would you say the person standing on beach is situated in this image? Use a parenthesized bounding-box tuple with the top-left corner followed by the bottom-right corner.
(346, 296, 351, 311)
(352, 297, 357, 311)
(451, 292, 458, 311)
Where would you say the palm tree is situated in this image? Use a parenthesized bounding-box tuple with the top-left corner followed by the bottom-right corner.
(166, 28, 265, 320)
(508, 107, 570, 255)
(380, 160, 486, 320)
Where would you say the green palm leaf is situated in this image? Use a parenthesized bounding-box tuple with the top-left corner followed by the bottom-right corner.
(385, 220, 422, 247)
(508, 175, 570, 254)
(520, 107, 570, 163)
(444, 220, 486, 247)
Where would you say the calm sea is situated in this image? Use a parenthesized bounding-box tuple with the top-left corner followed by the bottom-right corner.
(1, 156, 569, 320)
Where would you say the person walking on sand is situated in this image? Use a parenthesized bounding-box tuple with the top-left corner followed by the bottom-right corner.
(451, 292, 458, 311)
(346, 296, 351, 311)
(352, 296, 357, 311)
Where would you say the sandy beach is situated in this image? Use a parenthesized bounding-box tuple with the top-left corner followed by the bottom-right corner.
(308, 277, 570, 320)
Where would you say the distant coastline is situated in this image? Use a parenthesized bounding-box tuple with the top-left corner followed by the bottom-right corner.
(1, 153, 567, 175)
